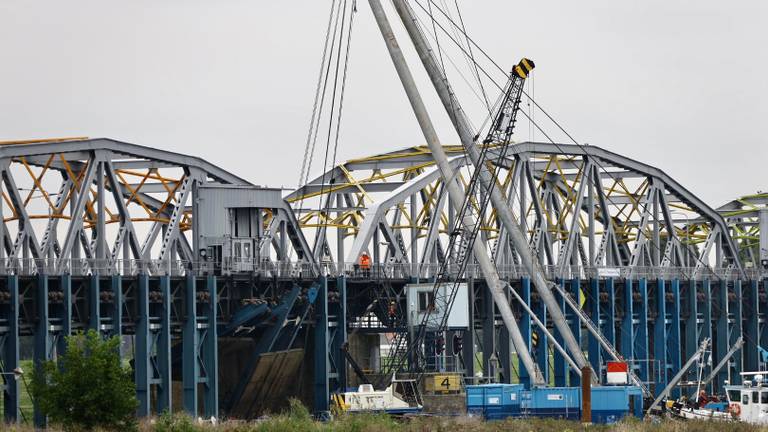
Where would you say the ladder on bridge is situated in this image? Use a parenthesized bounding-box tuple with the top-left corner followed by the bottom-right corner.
(550, 282, 651, 397)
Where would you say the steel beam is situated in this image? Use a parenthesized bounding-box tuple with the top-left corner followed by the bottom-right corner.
(667, 280, 682, 398)
(33, 275, 50, 427)
(157, 276, 172, 413)
(1, 275, 19, 423)
(313, 276, 330, 415)
(518, 277, 532, 388)
(635, 279, 650, 384)
(535, 297, 549, 385)
(568, 279, 582, 385)
(588, 278, 601, 375)
(135, 273, 151, 416)
(714, 279, 729, 391)
(553, 280, 567, 386)
(653, 279, 668, 396)
(202, 275, 218, 418)
(183, 275, 198, 416)
(744, 279, 760, 371)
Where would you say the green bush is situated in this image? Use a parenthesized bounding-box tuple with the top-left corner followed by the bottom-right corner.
(251, 399, 317, 432)
(153, 411, 202, 432)
(30, 330, 138, 431)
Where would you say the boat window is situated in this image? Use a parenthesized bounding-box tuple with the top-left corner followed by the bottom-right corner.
(743, 393, 750, 404)
(754, 391, 759, 404)
(728, 390, 740, 402)
(762, 392, 768, 404)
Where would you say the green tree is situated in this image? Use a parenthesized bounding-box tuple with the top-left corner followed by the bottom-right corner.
(30, 330, 138, 431)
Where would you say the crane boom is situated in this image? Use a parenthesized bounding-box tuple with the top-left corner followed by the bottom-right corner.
(387, 58, 535, 377)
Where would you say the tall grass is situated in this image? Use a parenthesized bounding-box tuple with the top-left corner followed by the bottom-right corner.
(5, 400, 768, 431)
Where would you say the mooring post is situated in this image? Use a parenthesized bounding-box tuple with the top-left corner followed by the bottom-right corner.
(581, 366, 592, 424)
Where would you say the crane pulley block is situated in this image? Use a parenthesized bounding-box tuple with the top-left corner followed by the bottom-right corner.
(513, 58, 535, 79)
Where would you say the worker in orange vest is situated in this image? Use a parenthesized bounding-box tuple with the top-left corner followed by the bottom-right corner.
(359, 252, 371, 277)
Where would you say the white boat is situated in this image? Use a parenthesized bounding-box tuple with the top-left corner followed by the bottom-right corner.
(331, 379, 423, 415)
(671, 405, 733, 421)
(721, 372, 768, 425)
(670, 372, 768, 425)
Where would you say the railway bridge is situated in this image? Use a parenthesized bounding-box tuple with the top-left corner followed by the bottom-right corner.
(0, 138, 765, 424)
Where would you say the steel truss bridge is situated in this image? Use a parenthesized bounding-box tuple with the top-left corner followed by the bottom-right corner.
(0, 138, 766, 423)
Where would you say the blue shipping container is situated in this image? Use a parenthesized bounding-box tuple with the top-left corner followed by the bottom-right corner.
(467, 385, 643, 424)
(528, 387, 581, 420)
(466, 384, 524, 420)
(591, 386, 643, 424)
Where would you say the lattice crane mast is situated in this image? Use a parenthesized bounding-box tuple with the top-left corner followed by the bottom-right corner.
(386, 58, 534, 378)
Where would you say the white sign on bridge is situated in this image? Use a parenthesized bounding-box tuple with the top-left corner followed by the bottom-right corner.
(597, 267, 622, 278)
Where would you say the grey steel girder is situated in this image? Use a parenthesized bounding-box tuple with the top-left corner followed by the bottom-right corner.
(300, 141, 743, 279)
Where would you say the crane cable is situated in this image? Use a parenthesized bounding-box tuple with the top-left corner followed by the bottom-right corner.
(297, 0, 339, 193)
(409, 0, 733, 373)
(292, 0, 356, 266)
(411, 0, 725, 282)
(314, 0, 357, 255)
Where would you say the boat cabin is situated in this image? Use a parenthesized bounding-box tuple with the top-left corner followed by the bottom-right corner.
(725, 372, 768, 424)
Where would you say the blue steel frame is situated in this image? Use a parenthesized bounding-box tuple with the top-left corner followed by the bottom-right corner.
(0, 276, 19, 423)
(313, 275, 348, 416)
(518, 277, 532, 388)
(3, 273, 768, 423)
(0, 273, 219, 426)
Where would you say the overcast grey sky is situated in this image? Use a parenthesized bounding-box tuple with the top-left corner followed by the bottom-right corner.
(1, 1, 765, 206)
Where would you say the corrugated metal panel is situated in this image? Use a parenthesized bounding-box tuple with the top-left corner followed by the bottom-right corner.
(198, 185, 283, 239)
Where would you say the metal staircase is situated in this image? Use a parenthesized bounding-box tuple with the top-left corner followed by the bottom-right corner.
(551, 281, 651, 396)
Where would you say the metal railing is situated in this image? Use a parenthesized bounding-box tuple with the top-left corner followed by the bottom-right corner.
(0, 257, 759, 280)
